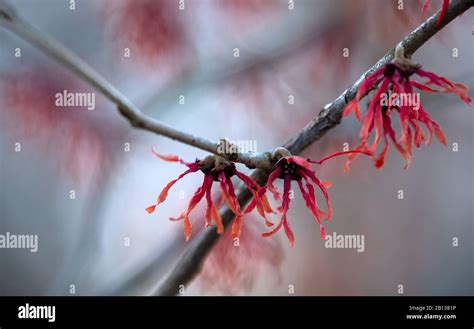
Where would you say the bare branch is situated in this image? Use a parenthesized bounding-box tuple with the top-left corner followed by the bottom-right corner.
(0, 0, 273, 170)
(151, 0, 473, 296)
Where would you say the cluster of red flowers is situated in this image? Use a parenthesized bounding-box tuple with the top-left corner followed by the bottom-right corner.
(250, 149, 370, 246)
(147, 42, 470, 245)
(146, 2, 471, 247)
(147, 148, 370, 246)
(146, 149, 274, 241)
(343, 44, 471, 171)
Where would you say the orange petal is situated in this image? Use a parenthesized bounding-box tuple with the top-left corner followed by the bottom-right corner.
(432, 121, 447, 146)
(211, 204, 224, 234)
(231, 214, 243, 239)
(145, 205, 156, 214)
(151, 147, 181, 162)
(322, 181, 332, 189)
(170, 211, 185, 221)
(283, 218, 295, 248)
(183, 216, 192, 241)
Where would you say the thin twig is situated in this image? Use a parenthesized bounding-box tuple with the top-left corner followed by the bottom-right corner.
(151, 0, 473, 296)
(0, 0, 273, 170)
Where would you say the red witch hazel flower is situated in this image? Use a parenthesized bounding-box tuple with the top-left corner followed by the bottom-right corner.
(248, 148, 371, 247)
(146, 149, 274, 241)
(343, 44, 471, 171)
(422, 0, 449, 27)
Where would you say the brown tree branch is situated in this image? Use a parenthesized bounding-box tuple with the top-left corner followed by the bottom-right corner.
(0, 0, 273, 170)
(151, 0, 473, 296)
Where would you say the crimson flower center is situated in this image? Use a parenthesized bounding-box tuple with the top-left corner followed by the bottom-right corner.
(383, 63, 416, 81)
(276, 158, 302, 181)
(200, 163, 237, 181)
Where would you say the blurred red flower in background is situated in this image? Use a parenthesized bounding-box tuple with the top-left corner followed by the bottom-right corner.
(221, 0, 277, 15)
(200, 216, 284, 295)
(102, 0, 187, 65)
(1, 65, 126, 187)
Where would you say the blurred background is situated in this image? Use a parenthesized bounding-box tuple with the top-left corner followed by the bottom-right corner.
(0, 0, 472, 296)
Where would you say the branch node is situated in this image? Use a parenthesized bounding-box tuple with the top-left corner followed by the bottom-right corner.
(271, 147, 291, 160)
